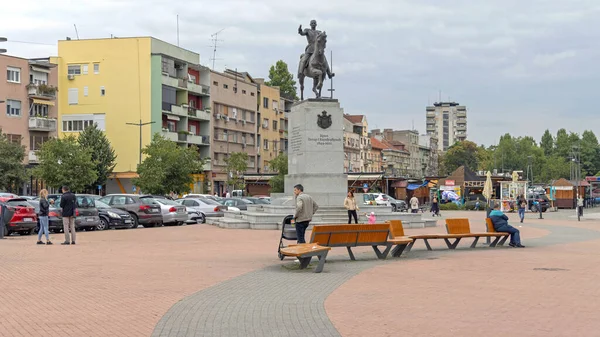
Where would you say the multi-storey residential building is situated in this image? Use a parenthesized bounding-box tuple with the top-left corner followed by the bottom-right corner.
(425, 101, 467, 151)
(369, 137, 385, 173)
(255, 79, 283, 173)
(377, 138, 411, 177)
(344, 114, 371, 172)
(1, 55, 58, 195)
(209, 69, 258, 195)
(55, 37, 211, 193)
(278, 97, 293, 155)
(419, 134, 439, 177)
(372, 129, 422, 177)
(343, 115, 361, 172)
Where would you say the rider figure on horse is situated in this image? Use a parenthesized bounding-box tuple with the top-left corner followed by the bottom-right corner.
(298, 20, 333, 79)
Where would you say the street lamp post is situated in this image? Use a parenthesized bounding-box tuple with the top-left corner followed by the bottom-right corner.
(126, 120, 155, 166)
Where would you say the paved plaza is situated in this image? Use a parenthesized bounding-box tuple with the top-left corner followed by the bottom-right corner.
(1, 210, 600, 336)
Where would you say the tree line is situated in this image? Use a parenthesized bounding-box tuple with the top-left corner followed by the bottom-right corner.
(439, 128, 600, 183)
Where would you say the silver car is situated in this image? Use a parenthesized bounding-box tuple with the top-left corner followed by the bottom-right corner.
(154, 198, 188, 226)
(176, 198, 226, 223)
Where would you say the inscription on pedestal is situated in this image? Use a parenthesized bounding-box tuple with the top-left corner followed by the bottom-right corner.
(290, 126, 303, 154)
(308, 134, 342, 146)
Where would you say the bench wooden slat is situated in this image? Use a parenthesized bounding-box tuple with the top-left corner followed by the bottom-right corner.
(309, 224, 392, 260)
(280, 244, 331, 257)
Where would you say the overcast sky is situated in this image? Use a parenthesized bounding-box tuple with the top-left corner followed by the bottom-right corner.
(3, 0, 600, 146)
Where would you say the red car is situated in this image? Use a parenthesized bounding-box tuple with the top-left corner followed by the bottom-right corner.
(0, 198, 38, 236)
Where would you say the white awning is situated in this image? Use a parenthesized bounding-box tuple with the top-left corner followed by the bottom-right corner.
(167, 115, 180, 121)
(31, 66, 50, 74)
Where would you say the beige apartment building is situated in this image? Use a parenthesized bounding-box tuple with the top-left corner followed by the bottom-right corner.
(1, 55, 58, 195)
(255, 79, 284, 173)
(344, 114, 371, 172)
(209, 69, 258, 196)
(426, 101, 467, 151)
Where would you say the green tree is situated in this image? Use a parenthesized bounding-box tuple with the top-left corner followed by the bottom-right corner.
(33, 136, 97, 192)
(439, 141, 480, 175)
(539, 155, 570, 183)
(0, 131, 26, 192)
(580, 130, 600, 177)
(268, 154, 288, 193)
(265, 60, 298, 100)
(540, 129, 554, 156)
(134, 134, 203, 195)
(78, 124, 117, 190)
(225, 152, 248, 191)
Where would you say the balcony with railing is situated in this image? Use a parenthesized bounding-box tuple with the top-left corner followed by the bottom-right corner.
(28, 150, 39, 163)
(29, 117, 57, 132)
(163, 104, 187, 117)
(161, 73, 188, 91)
(187, 107, 211, 121)
(188, 81, 210, 96)
(189, 134, 210, 146)
(27, 84, 57, 99)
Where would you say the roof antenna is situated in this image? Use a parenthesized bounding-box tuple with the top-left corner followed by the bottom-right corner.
(73, 24, 80, 40)
(176, 15, 180, 46)
(210, 28, 225, 70)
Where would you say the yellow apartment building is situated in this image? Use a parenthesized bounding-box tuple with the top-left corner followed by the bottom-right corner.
(255, 80, 283, 173)
(54, 37, 211, 194)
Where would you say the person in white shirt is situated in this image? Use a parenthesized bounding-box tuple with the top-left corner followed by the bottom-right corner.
(410, 196, 419, 213)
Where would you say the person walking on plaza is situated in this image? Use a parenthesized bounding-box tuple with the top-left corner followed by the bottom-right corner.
(577, 195, 584, 217)
(431, 196, 440, 217)
(344, 191, 359, 224)
(517, 194, 526, 223)
(489, 203, 525, 248)
(410, 195, 419, 214)
(60, 186, 77, 245)
(36, 189, 52, 245)
(293, 184, 319, 244)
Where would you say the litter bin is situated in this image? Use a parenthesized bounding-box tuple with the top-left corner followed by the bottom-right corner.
(1, 204, 15, 239)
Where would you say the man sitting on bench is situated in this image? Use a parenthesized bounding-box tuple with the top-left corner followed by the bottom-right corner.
(489, 203, 525, 248)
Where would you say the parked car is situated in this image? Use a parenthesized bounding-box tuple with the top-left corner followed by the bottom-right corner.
(219, 198, 252, 211)
(528, 193, 550, 212)
(362, 193, 392, 206)
(176, 198, 227, 223)
(27, 200, 62, 233)
(53, 194, 102, 231)
(0, 193, 18, 200)
(95, 200, 134, 230)
(19, 196, 38, 201)
(99, 194, 162, 228)
(242, 197, 270, 205)
(153, 198, 188, 226)
(182, 207, 203, 224)
(387, 196, 408, 212)
(0, 198, 37, 236)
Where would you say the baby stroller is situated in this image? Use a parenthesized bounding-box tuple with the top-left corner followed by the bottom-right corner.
(277, 215, 298, 260)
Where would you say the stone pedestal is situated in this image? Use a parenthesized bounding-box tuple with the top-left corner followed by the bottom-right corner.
(284, 99, 347, 207)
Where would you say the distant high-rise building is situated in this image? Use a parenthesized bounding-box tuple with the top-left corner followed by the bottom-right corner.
(425, 102, 467, 151)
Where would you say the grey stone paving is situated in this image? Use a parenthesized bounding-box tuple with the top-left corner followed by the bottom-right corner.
(152, 223, 600, 337)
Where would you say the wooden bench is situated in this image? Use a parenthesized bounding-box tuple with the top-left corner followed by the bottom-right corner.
(485, 218, 511, 246)
(444, 218, 510, 249)
(387, 220, 457, 253)
(279, 244, 331, 273)
(386, 220, 415, 257)
(309, 224, 394, 260)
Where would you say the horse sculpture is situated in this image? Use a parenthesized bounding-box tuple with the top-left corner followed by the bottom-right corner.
(298, 32, 334, 100)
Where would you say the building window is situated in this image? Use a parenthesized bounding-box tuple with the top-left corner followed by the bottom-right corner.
(100, 86, 106, 96)
(242, 89, 247, 94)
(222, 130, 228, 141)
(94, 63, 100, 74)
(166, 121, 176, 132)
(62, 114, 105, 132)
(30, 135, 50, 151)
(67, 65, 81, 75)
(5, 134, 21, 144)
(31, 104, 48, 117)
(251, 92, 255, 97)
(68, 88, 79, 105)
(213, 81, 218, 86)
(232, 107, 238, 119)
(83, 86, 89, 97)
(241, 110, 247, 121)
(264, 139, 269, 150)
(273, 100, 278, 110)
(223, 84, 228, 89)
(6, 100, 21, 116)
(82, 64, 88, 75)
(6, 67, 21, 83)
(273, 120, 278, 130)
(263, 97, 269, 109)
(263, 118, 269, 129)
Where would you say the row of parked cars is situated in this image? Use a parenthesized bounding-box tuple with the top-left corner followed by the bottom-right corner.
(0, 192, 271, 236)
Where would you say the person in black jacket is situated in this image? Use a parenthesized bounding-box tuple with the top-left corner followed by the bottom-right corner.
(36, 189, 52, 245)
(60, 186, 77, 245)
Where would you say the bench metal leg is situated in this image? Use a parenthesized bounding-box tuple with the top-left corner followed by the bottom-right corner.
(470, 237, 480, 248)
(391, 244, 408, 257)
(443, 238, 462, 249)
(498, 236, 509, 246)
(373, 244, 392, 260)
(489, 236, 501, 247)
(423, 239, 433, 251)
(346, 247, 356, 260)
(405, 241, 415, 253)
(299, 256, 312, 269)
(314, 251, 328, 273)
